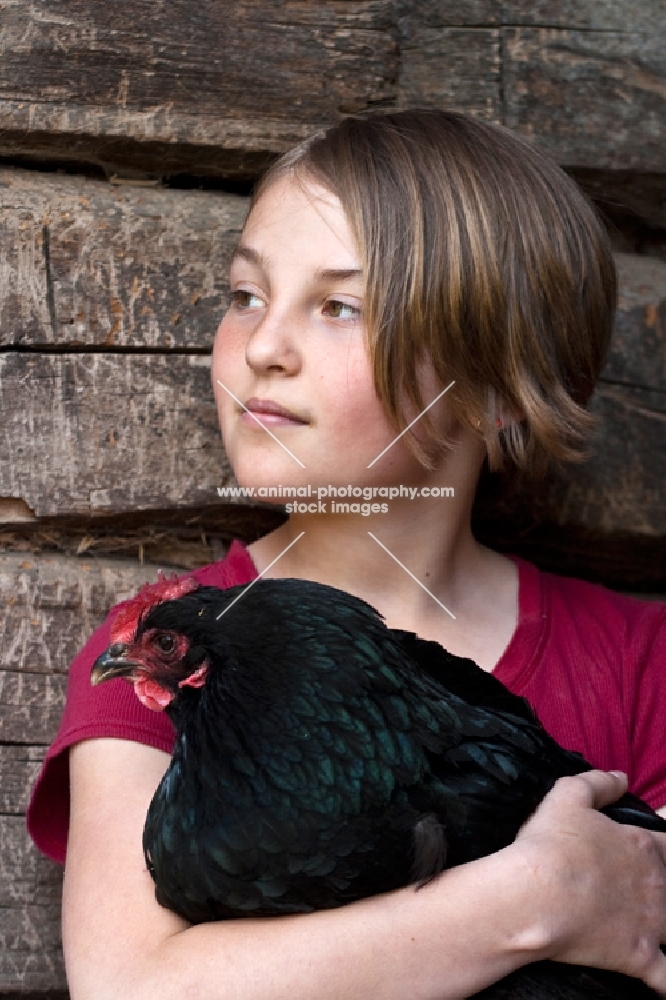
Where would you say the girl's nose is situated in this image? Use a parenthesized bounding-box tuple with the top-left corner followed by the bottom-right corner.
(244, 309, 302, 376)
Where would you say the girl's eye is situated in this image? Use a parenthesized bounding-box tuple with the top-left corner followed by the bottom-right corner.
(156, 634, 176, 654)
(230, 289, 264, 310)
(324, 299, 361, 321)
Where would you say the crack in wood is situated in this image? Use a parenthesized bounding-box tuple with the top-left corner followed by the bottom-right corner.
(599, 376, 666, 396)
(0, 344, 213, 356)
(41, 224, 57, 340)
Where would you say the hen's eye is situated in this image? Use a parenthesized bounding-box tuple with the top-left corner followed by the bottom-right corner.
(156, 634, 176, 654)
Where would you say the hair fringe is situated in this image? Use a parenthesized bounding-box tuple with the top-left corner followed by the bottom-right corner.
(249, 111, 616, 478)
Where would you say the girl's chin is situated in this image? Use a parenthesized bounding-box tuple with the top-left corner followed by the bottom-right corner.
(227, 448, 322, 488)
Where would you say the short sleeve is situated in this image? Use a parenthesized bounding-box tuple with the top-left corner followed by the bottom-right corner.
(26, 540, 259, 864)
(26, 603, 176, 865)
(625, 601, 666, 810)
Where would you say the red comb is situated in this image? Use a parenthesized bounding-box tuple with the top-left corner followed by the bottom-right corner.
(110, 572, 200, 644)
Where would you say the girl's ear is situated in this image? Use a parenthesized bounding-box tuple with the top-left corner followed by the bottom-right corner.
(495, 402, 525, 429)
(475, 392, 525, 432)
(475, 411, 524, 432)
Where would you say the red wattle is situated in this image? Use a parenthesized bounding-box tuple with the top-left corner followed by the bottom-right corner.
(133, 676, 174, 712)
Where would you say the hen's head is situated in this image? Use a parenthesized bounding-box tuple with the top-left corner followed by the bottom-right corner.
(90, 573, 210, 712)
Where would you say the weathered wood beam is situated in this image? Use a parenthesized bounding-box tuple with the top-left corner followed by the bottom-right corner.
(0, 0, 401, 177)
(0, 819, 65, 993)
(0, 503, 283, 570)
(397, 25, 500, 118)
(473, 375, 666, 546)
(402, 4, 666, 169)
(0, 672, 66, 744)
(607, 254, 666, 390)
(0, 554, 165, 764)
(0, 351, 231, 518)
(0, 551, 164, 678)
(0, 168, 246, 348)
(501, 1, 661, 32)
(0, 1, 662, 175)
(0, 553, 172, 994)
(544, 383, 665, 535)
(0, 747, 45, 814)
(502, 27, 665, 171)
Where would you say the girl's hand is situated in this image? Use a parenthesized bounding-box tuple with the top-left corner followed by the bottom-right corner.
(64, 742, 666, 1000)
(514, 770, 666, 994)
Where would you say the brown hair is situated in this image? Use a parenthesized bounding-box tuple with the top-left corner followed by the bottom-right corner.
(250, 110, 616, 474)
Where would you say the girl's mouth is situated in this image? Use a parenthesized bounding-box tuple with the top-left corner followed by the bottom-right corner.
(241, 397, 310, 427)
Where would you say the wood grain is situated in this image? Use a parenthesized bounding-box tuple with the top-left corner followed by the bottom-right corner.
(0, 747, 46, 815)
(0, 820, 65, 993)
(0, 351, 231, 519)
(0, 0, 401, 177)
(610, 253, 666, 390)
(502, 0, 662, 32)
(503, 26, 666, 170)
(0, 672, 66, 745)
(0, 1, 662, 176)
(0, 168, 246, 348)
(546, 384, 665, 535)
(473, 381, 666, 549)
(0, 551, 169, 675)
(398, 27, 500, 118)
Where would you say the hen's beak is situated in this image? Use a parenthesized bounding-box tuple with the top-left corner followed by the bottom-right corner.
(90, 643, 143, 686)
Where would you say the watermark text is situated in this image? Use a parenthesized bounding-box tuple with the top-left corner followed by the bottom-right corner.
(217, 484, 454, 500)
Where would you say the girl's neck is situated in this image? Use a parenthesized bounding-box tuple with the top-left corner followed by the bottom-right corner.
(246, 430, 520, 670)
(248, 511, 518, 671)
(250, 501, 477, 609)
(249, 426, 485, 599)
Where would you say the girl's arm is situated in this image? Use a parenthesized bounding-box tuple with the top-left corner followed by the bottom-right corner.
(63, 739, 666, 1000)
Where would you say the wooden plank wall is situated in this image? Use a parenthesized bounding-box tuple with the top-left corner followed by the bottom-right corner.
(0, 1, 664, 993)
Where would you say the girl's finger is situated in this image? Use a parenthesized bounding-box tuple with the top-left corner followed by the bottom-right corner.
(547, 770, 629, 811)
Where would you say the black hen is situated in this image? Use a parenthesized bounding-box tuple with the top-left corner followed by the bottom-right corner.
(91, 576, 665, 999)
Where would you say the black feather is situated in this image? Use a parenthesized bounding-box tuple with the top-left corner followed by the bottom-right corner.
(117, 578, 664, 999)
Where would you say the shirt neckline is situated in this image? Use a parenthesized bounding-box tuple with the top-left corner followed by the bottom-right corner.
(493, 553, 549, 689)
(227, 539, 548, 690)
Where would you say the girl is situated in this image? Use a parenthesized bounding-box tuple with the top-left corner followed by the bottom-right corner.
(29, 111, 666, 1000)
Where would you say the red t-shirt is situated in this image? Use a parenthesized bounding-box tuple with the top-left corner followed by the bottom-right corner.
(26, 539, 666, 865)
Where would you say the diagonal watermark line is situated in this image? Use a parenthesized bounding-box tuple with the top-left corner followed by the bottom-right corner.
(367, 532, 456, 620)
(216, 531, 306, 620)
(366, 381, 455, 469)
(216, 379, 306, 469)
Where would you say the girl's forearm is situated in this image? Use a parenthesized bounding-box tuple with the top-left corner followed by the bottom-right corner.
(65, 745, 666, 1000)
(65, 741, 538, 1000)
(130, 846, 543, 1000)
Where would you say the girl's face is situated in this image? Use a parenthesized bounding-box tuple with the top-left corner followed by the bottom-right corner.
(211, 172, 455, 493)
